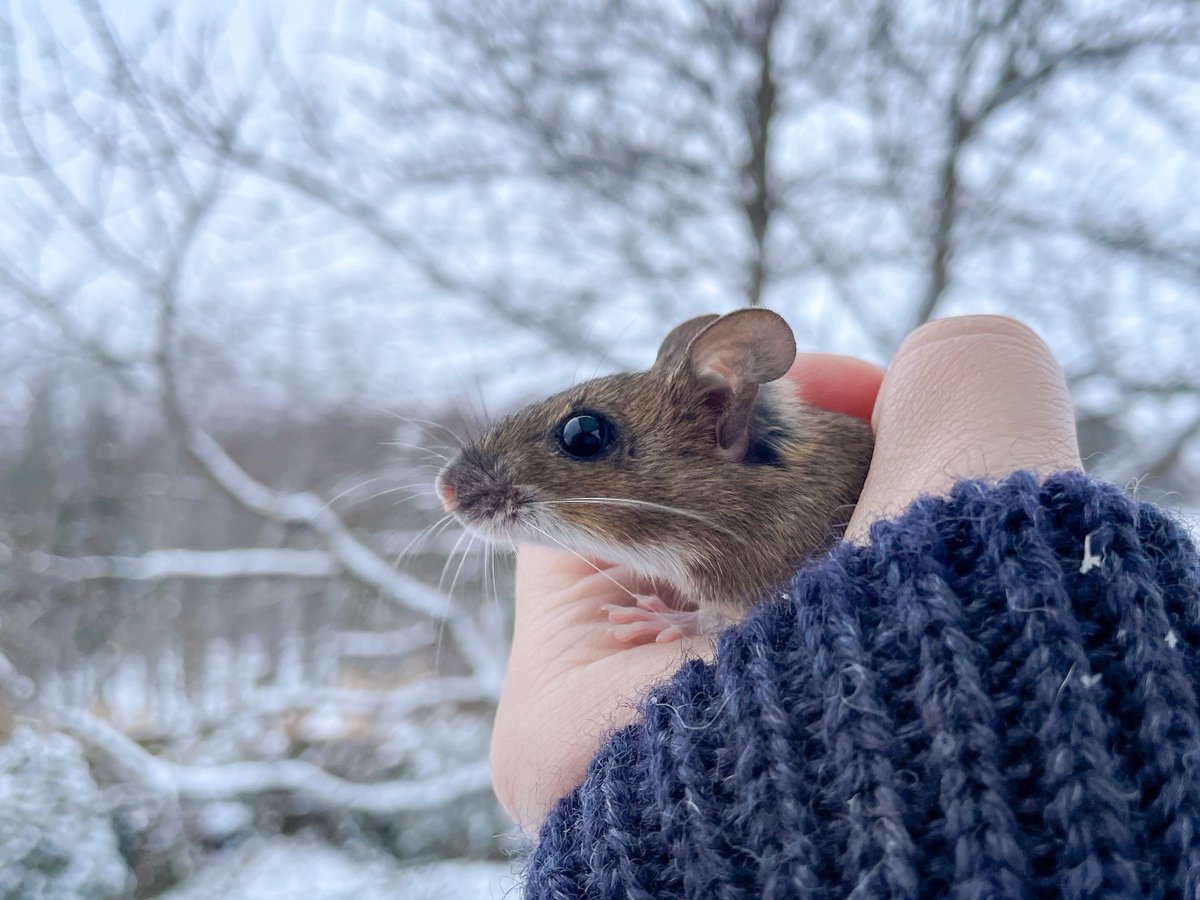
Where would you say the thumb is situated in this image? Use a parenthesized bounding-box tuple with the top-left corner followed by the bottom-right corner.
(846, 315, 1082, 541)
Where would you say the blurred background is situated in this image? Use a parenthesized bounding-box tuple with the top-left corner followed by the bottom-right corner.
(1, 0, 1199, 897)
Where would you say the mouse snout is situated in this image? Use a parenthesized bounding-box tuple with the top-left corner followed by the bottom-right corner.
(435, 461, 461, 513)
(437, 449, 527, 525)
(437, 478, 457, 512)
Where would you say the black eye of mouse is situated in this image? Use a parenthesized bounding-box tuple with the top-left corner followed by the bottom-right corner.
(557, 411, 615, 460)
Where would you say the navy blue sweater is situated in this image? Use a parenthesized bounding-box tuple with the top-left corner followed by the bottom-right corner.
(524, 472, 1200, 899)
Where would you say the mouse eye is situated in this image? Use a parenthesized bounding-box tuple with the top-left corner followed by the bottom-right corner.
(557, 411, 615, 460)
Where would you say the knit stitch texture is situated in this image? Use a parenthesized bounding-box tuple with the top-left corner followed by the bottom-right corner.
(523, 472, 1200, 899)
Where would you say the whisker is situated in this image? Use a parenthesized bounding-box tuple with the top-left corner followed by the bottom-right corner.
(385, 440, 454, 463)
(385, 491, 441, 508)
(426, 515, 460, 545)
(534, 497, 745, 542)
(392, 514, 454, 566)
(313, 473, 395, 515)
(415, 517, 461, 560)
(369, 408, 468, 449)
(480, 540, 492, 607)
(491, 545, 505, 608)
(454, 377, 489, 436)
(438, 529, 472, 595)
(525, 522, 640, 603)
(436, 531, 479, 674)
(471, 367, 491, 423)
(487, 543, 498, 608)
(385, 438, 453, 453)
(387, 488, 440, 503)
(446, 533, 477, 602)
(359, 482, 438, 502)
(332, 484, 440, 517)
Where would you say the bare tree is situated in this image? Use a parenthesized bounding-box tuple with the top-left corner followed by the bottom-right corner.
(92, 0, 1193, 488)
(0, 3, 509, 881)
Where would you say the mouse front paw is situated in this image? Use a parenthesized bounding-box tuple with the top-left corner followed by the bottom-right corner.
(603, 593, 700, 643)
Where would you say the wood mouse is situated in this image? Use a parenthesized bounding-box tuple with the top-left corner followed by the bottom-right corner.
(435, 308, 874, 641)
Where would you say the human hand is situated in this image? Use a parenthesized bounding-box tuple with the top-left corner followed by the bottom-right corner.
(490, 315, 1083, 831)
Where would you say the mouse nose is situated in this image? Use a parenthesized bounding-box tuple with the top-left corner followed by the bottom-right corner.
(437, 478, 457, 512)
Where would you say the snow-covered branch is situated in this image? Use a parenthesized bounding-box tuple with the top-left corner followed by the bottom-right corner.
(44, 702, 493, 814)
(179, 432, 504, 693)
(335, 625, 440, 659)
(243, 677, 495, 720)
(27, 549, 340, 581)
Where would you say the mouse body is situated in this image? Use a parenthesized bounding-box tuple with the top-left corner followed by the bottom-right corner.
(436, 309, 874, 639)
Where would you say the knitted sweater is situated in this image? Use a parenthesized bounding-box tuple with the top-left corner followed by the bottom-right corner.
(523, 472, 1200, 899)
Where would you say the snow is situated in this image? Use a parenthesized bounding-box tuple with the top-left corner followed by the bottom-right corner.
(193, 801, 255, 845)
(157, 836, 523, 900)
(0, 727, 133, 899)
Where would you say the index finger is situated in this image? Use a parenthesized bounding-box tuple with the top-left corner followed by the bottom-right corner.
(785, 352, 884, 422)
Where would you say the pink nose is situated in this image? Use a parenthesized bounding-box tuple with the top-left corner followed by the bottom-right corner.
(437, 480, 457, 512)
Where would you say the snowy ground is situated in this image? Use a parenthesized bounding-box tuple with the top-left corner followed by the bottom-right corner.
(158, 837, 523, 900)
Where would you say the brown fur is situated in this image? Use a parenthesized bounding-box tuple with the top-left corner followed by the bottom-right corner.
(439, 311, 874, 617)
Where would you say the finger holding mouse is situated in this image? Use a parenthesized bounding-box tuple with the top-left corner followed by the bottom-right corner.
(845, 314, 1082, 541)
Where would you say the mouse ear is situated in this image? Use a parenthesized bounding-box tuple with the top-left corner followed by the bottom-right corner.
(653, 314, 721, 371)
(684, 308, 796, 459)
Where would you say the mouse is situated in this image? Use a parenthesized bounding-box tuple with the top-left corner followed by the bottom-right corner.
(434, 308, 874, 642)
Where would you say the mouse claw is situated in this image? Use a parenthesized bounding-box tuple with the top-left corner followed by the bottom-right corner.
(632, 593, 674, 614)
(605, 596, 700, 644)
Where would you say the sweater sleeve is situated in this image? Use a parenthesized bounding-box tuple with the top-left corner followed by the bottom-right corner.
(523, 471, 1200, 899)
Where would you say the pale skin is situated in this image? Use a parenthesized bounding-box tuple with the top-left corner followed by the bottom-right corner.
(490, 314, 1084, 832)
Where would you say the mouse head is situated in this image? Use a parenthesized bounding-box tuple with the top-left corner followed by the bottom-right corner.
(435, 309, 796, 568)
